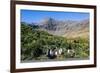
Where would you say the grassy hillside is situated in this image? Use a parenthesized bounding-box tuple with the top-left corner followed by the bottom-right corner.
(21, 22, 89, 62)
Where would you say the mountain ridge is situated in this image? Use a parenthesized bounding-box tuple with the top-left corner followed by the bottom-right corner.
(28, 17, 89, 39)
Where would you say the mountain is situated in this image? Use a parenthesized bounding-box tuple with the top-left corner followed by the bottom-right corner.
(21, 22, 89, 61)
(63, 19, 89, 38)
(36, 18, 89, 39)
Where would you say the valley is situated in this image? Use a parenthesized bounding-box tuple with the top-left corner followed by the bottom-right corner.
(21, 18, 90, 62)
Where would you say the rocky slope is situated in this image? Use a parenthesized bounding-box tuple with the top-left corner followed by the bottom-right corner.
(37, 18, 89, 38)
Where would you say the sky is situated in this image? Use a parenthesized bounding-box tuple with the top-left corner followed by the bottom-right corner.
(21, 9, 89, 24)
